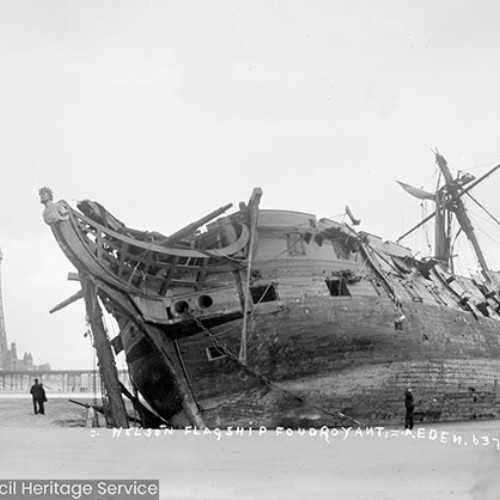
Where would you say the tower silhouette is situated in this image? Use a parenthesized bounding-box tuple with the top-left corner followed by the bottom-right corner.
(0, 248, 9, 368)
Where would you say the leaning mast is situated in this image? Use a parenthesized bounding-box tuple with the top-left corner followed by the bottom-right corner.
(434, 152, 490, 282)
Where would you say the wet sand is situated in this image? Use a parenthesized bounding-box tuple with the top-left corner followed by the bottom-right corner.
(1, 396, 499, 499)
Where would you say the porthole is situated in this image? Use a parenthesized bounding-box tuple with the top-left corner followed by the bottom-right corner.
(173, 300, 190, 315)
(198, 295, 213, 309)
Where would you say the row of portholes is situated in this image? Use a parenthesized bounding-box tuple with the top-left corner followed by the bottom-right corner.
(171, 294, 214, 316)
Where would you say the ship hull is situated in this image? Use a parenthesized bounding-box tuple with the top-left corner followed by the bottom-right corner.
(126, 295, 500, 427)
(44, 199, 500, 427)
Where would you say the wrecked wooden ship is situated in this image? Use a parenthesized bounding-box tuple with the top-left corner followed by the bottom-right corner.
(41, 152, 500, 428)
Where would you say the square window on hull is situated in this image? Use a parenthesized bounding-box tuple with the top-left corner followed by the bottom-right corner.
(287, 233, 306, 256)
(250, 284, 278, 303)
(325, 279, 350, 297)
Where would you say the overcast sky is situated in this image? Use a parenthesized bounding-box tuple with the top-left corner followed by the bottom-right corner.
(2, 1, 500, 369)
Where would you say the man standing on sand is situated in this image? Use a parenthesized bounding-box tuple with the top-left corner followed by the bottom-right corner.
(405, 387, 415, 430)
(30, 379, 47, 415)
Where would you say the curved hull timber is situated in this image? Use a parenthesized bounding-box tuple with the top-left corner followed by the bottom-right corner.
(45, 198, 500, 427)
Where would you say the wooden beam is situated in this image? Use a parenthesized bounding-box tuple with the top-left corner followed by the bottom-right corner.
(81, 275, 129, 428)
(95, 281, 205, 428)
(49, 289, 84, 314)
(160, 203, 233, 246)
(239, 187, 263, 363)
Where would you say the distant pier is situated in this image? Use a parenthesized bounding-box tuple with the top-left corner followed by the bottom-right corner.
(0, 369, 129, 392)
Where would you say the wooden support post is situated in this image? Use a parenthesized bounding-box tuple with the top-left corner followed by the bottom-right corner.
(239, 187, 263, 363)
(81, 275, 129, 428)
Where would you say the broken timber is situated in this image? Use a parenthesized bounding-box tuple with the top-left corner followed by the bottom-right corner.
(81, 275, 129, 428)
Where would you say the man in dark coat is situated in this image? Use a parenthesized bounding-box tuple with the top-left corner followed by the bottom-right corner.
(405, 387, 415, 429)
(30, 378, 47, 415)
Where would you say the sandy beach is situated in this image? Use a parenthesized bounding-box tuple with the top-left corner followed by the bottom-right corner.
(1, 396, 499, 499)
(0, 394, 98, 428)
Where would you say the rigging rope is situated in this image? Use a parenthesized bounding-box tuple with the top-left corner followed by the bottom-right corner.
(465, 192, 500, 229)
